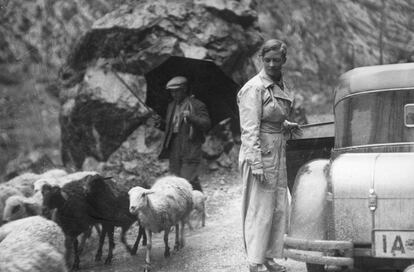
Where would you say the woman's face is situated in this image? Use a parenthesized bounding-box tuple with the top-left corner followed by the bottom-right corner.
(262, 50, 285, 78)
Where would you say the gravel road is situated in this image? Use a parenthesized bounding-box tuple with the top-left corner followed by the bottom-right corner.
(79, 169, 306, 272)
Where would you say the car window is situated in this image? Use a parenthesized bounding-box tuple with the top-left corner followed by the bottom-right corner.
(405, 104, 414, 127)
(334, 90, 414, 148)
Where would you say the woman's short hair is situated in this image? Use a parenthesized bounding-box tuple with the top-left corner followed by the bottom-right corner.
(259, 39, 287, 59)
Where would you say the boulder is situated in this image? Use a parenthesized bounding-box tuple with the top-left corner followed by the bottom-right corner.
(59, 0, 262, 169)
(82, 157, 105, 172)
(100, 124, 168, 189)
(4, 151, 56, 181)
(60, 64, 150, 169)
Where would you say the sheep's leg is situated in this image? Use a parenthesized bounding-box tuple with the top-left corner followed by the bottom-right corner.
(186, 214, 194, 231)
(72, 236, 80, 270)
(202, 204, 206, 227)
(104, 225, 115, 265)
(94, 224, 101, 236)
(163, 228, 170, 257)
(78, 226, 92, 254)
(180, 220, 185, 249)
(174, 223, 180, 251)
(121, 225, 133, 254)
(95, 225, 107, 262)
(144, 229, 152, 272)
(142, 227, 147, 246)
(64, 236, 74, 269)
(131, 225, 145, 255)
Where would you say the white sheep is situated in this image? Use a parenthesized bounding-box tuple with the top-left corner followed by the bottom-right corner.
(5, 169, 68, 198)
(128, 176, 193, 272)
(2, 192, 43, 223)
(2, 171, 98, 224)
(186, 190, 207, 230)
(0, 169, 69, 226)
(0, 185, 24, 224)
(5, 172, 40, 197)
(0, 216, 67, 272)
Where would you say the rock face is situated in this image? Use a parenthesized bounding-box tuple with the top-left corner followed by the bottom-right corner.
(60, 65, 151, 169)
(1, 0, 413, 176)
(0, 0, 132, 176)
(258, 0, 414, 113)
(99, 125, 169, 189)
(59, 0, 262, 168)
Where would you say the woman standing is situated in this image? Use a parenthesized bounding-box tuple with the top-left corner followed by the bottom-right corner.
(238, 39, 301, 272)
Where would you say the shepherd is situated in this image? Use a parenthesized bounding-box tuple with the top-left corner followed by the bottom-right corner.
(158, 76, 211, 192)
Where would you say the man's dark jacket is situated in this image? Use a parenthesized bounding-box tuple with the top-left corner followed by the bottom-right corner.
(159, 96, 211, 162)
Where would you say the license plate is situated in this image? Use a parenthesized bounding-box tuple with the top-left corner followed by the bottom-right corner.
(374, 230, 414, 258)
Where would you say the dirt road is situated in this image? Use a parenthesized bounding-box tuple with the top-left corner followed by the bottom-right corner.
(80, 169, 306, 272)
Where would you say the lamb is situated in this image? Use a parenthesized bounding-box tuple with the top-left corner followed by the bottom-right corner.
(41, 177, 97, 270)
(7, 169, 68, 197)
(2, 192, 43, 223)
(128, 176, 193, 272)
(2, 171, 99, 223)
(82, 175, 147, 265)
(0, 216, 67, 272)
(4, 172, 40, 197)
(186, 190, 207, 230)
(0, 169, 68, 225)
(0, 185, 24, 225)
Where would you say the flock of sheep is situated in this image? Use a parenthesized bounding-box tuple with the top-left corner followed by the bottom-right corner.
(0, 169, 207, 272)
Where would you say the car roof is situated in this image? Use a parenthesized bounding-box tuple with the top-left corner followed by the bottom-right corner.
(334, 63, 414, 106)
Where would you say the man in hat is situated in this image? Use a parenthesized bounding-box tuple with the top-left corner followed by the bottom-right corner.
(158, 76, 211, 191)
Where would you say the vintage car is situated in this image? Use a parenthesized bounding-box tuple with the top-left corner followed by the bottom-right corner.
(283, 63, 414, 272)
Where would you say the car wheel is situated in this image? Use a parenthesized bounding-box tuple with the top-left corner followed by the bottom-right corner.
(306, 263, 326, 272)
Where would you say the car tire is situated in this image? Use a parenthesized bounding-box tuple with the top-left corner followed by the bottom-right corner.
(306, 263, 326, 272)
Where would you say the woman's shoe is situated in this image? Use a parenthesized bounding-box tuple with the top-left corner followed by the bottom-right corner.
(264, 260, 286, 272)
(249, 264, 269, 272)
(249, 264, 258, 272)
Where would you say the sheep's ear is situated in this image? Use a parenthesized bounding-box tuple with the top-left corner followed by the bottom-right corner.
(144, 190, 155, 195)
(85, 175, 99, 184)
(60, 191, 69, 200)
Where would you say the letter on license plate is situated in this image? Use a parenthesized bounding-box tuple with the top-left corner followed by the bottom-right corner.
(374, 230, 414, 258)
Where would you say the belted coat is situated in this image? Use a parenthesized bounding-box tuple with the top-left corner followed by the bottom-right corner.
(238, 69, 293, 263)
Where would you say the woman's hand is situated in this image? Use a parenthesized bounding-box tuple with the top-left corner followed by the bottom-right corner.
(283, 120, 303, 139)
(283, 120, 296, 128)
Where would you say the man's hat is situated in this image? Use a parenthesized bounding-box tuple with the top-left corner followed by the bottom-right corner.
(166, 76, 188, 90)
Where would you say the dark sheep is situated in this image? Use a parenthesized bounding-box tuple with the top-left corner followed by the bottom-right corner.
(41, 179, 95, 270)
(83, 175, 147, 265)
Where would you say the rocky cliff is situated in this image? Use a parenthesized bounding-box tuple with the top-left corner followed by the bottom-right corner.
(0, 0, 413, 175)
(258, 0, 413, 112)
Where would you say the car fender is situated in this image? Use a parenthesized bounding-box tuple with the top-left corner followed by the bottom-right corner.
(288, 159, 330, 240)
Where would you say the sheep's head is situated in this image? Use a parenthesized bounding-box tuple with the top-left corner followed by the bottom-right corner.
(41, 184, 67, 210)
(33, 178, 49, 193)
(2, 195, 40, 223)
(3, 196, 25, 223)
(83, 175, 112, 194)
(128, 186, 154, 214)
